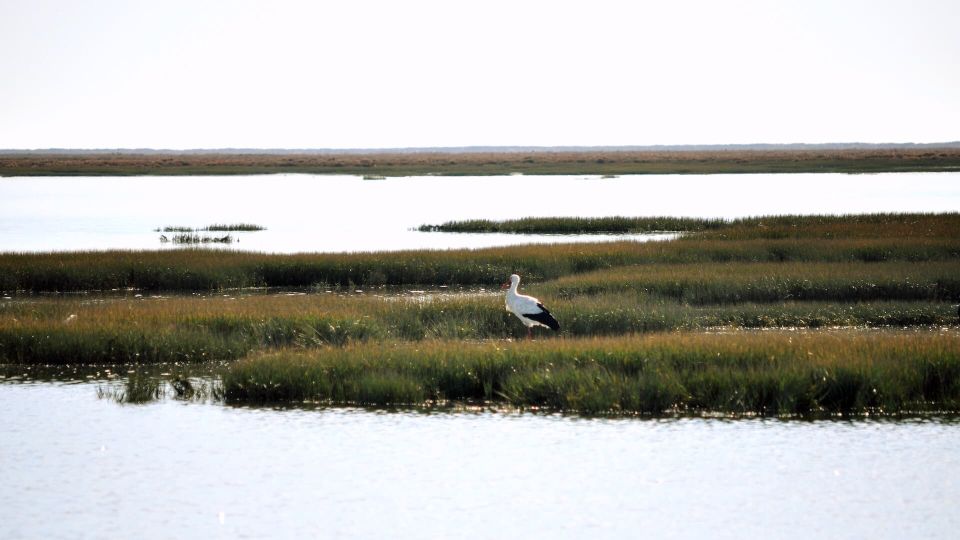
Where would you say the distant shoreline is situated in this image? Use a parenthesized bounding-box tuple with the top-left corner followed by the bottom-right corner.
(3, 146, 960, 176)
(4, 142, 960, 155)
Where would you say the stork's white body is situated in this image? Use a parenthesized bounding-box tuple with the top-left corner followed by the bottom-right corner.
(503, 274, 560, 335)
(506, 286, 547, 328)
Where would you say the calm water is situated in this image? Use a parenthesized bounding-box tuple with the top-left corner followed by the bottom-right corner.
(1, 172, 958, 252)
(1, 381, 958, 539)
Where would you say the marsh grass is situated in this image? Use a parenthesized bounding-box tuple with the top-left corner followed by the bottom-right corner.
(419, 216, 727, 234)
(542, 261, 960, 304)
(423, 213, 960, 238)
(2, 291, 954, 364)
(0, 325, 246, 364)
(695, 213, 960, 240)
(3, 236, 959, 292)
(222, 331, 960, 415)
(4, 213, 958, 293)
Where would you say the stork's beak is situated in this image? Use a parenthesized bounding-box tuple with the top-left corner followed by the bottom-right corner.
(501, 281, 510, 289)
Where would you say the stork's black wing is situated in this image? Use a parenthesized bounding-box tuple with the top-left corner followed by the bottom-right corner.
(523, 303, 560, 331)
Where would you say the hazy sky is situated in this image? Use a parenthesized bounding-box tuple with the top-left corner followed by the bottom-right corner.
(1, 0, 958, 149)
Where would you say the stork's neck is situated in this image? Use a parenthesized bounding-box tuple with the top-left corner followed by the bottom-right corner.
(509, 279, 519, 294)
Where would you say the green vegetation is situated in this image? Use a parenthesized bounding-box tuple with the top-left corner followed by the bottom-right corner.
(543, 262, 960, 304)
(3, 291, 955, 365)
(3, 212, 959, 415)
(422, 213, 960, 237)
(2, 237, 957, 292)
(223, 332, 960, 415)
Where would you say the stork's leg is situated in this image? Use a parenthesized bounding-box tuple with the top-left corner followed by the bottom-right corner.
(527, 327, 533, 340)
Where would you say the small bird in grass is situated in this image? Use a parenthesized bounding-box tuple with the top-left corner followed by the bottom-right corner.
(502, 273, 560, 339)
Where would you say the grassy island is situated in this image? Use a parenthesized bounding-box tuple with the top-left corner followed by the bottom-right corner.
(2, 212, 959, 415)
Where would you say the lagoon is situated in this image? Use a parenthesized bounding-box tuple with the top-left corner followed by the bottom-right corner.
(2, 172, 958, 253)
(1, 380, 958, 540)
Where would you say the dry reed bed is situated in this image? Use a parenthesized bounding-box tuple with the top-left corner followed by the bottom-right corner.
(4, 148, 960, 176)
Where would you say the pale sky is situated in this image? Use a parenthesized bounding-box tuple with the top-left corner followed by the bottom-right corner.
(1, 0, 958, 149)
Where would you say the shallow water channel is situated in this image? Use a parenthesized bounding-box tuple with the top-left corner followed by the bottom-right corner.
(2, 171, 958, 252)
(1, 378, 959, 539)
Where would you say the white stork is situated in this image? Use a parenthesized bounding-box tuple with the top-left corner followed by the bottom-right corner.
(502, 273, 560, 338)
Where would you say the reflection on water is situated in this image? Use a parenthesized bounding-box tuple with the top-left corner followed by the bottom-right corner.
(0, 380, 958, 539)
(2, 172, 958, 253)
